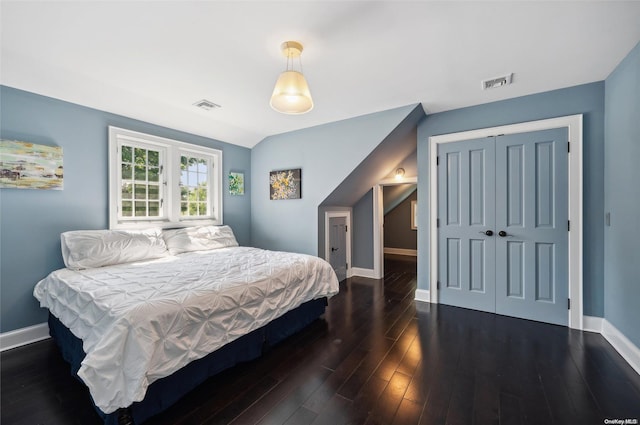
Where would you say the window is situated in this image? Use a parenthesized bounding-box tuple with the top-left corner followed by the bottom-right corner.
(109, 127, 222, 229)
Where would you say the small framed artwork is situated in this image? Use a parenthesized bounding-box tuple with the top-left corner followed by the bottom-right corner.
(229, 171, 244, 196)
(0, 140, 64, 190)
(411, 200, 417, 230)
(270, 168, 301, 200)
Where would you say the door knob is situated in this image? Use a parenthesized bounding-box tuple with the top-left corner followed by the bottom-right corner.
(479, 230, 494, 236)
(498, 230, 508, 237)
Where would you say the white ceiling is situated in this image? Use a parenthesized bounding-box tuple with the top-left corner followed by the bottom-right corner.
(2, 1, 640, 148)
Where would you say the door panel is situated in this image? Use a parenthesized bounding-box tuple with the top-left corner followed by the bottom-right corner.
(329, 216, 347, 281)
(437, 128, 568, 326)
(495, 128, 568, 325)
(438, 138, 496, 312)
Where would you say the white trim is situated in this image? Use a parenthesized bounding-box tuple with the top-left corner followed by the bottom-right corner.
(351, 267, 377, 279)
(602, 319, 640, 376)
(414, 289, 430, 303)
(373, 176, 418, 280)
(583, 315, 604, 333)
(0, 322, 49, 352)
(429, 114, 584, 329)
(384, 247, 418, 256)
(324, 210, 352, 280)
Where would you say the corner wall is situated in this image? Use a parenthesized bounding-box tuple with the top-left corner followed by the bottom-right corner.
(0, 86, 252, 333)
(604, 41, 640, 348)
(250, 105, 418, 256)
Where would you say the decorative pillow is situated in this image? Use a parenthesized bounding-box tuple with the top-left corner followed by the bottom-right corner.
(162, 225, 239, 255)
(61, 228, 169, 269)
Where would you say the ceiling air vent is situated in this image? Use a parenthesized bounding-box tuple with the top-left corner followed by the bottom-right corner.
(193, 99, 221, 111)
(482, 73, 513, 90)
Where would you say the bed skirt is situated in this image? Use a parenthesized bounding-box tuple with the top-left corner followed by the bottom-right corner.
(48, 297, 328, 425)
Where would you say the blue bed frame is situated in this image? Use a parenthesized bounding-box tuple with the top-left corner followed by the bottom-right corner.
(48, 297, 328, 425)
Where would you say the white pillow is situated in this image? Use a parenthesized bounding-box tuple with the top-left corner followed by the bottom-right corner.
(61, 228, 169, 269)
(162, 225, 239, 255)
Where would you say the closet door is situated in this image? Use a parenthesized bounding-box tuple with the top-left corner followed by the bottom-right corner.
(495, 128, 569, 325)
(437, 138, 496, 312)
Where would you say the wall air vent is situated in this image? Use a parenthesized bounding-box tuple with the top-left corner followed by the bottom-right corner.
(193, 99, 221, 111)
(482, 73, 513, 90)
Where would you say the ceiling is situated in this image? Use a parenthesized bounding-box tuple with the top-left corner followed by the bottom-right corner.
(2, 1, 640, 149)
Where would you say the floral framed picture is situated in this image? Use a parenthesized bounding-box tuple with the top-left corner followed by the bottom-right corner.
(269, 168, 301, 200)
(229, 171, 244, 196)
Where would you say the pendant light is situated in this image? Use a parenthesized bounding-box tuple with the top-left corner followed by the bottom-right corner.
(270, 41, 314, 114)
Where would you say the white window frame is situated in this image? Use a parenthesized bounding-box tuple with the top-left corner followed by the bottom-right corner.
(109, 126, 223, 230)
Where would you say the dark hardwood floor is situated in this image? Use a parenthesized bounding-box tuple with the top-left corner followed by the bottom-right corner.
(2, 254, 640, 425)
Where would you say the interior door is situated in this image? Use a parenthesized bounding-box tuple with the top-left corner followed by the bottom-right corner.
(494, 129, 568, 325)
(437, 128, 569, 326)
(329, 216, 347, 281)
(438, 137, 496, 312)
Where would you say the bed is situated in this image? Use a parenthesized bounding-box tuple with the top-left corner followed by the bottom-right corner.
(33, 225, 339, 425)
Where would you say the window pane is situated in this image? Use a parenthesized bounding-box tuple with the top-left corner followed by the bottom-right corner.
(181, 202, 188, 215)
(198, 172, 207, 185)
(135, 201, 147, 217)
(134, 184, 147, 199)
(121, 183, 132, 200)
(188, 172, 197, 186)
(199, 203, 207, 216)
(121, 146, 132, 163)
(180, 186, 188, 201)
(198, 186, 207, 202)
(134, 165, 146, 181)
(197, 159, 207, 173)
(148, 202, 160, 217)
(148, 150, 159, 167)
(148, 167, 159, 182)
(180, 156, 188, 170)
(148, 184, 159, 200)
(121, 164, 132, 180)
(122, 201, 133, 217)
(135, 148, 147, 166)
(188, 202, 198, 216)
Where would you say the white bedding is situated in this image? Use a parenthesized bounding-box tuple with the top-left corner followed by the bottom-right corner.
(33, 246, 339, 414)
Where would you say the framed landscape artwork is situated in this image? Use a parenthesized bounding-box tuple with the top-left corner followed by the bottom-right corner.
(0, 140, 63, 190)
(270, 168, 301, 200)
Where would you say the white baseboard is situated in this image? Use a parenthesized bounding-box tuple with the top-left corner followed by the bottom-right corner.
(602, 319, 640, 376)
(384, 247, 418, 256)
(0, 322, 49, 352)
(583, 315, 604, 333)
(414, 289, 430, 303)
(350, 267, 377, 279)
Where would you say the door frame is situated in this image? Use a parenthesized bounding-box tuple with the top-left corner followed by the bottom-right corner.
(373, 176, 418, 279)
(324, 210, 352, 278)
(428, 115, 584, 329)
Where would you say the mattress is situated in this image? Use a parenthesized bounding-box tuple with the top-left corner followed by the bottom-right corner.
(33, 246, 339, 414)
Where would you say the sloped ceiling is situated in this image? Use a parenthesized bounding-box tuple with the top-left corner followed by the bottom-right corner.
(2, 1, 640, 148)
(320, 105, 423, 207)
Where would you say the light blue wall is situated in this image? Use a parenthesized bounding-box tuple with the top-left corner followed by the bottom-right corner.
(352, 189, 374, 269)
(0, 86, 251, 333)
(604, 42, 640, 347)
(250, 105, 417, 256)
(417, 82, 605, 317)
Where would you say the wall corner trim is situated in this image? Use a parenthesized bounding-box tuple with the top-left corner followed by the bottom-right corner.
(601, 319, 640, 376)
(414, 289, 430, 303)
(583, 315, 604, 333)
(351, 267, 379, 279)
(0, 322, 50, 352)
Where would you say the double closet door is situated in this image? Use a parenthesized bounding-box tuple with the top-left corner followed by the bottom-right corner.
(437, 128, 568, 326)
